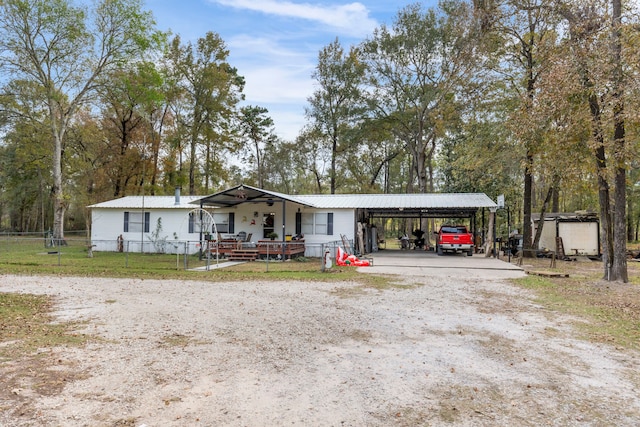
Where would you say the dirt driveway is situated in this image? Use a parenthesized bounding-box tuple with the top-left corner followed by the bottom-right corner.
(1, 254, 639, 426)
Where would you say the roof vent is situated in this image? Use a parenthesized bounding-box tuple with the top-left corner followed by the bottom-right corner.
(174, 187, 181, 205)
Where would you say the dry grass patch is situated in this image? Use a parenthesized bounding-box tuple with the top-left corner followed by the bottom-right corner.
(511, 257, 640, 351)
(0, 292, 93, 420)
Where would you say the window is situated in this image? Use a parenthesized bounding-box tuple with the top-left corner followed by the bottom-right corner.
(314, 213, 327, 234)
(213, 212, 234, 234)
(189, 212, 234, 234)
(298, 212, 333, 235)
(124, 212, 150, 233)
(301, 213, 314, 235)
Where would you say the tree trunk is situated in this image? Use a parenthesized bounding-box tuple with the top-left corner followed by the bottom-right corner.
(484, 210, 495, 257)
(596, 145, 613, 278)
(51, 117, 66, 243)
(532, 184, 554, 250)
(330, 130, 337, 194)
(522, 152, 533, 256)
(610, 0, 628, 282)
(627, 186, 634, 242)
(552, 185, 559, 213)
(189, 127, 198, 195)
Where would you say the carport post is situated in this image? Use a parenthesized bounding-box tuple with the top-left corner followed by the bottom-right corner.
(281, 199, 286, 259)
(490, 207, 497, 258)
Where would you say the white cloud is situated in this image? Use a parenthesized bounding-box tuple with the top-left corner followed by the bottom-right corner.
(229, 37, 315, 140)
(211, 0, 377, 37)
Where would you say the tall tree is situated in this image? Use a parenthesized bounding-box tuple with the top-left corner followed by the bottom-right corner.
(360, 1, 477, 194)
(610, 0, 627, 281)
(165, 32, 245, 195)
(306, 38, 365, 194)
(0, 0, 161, 242)
(474, 0, 558, 255)
(99, 62, 165, 197)
(558, 0, 630, 281)
(239, 106, 276, 188)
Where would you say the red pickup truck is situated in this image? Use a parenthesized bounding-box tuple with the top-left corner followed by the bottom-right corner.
(436, 225, 474, 256)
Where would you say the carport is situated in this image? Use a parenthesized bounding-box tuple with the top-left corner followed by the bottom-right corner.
(353, 193, 497, 249)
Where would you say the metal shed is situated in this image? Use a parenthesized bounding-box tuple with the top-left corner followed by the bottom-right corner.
(532, 212, 600, 257)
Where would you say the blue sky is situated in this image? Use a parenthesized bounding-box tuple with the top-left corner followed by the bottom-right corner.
(145, 0, 427, 140)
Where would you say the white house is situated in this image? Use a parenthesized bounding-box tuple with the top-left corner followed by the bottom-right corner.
(88, 184, 498, 257)
(88, 190, 204, 254)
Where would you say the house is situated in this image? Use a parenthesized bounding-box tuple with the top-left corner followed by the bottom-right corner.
(88, 185, 498, 257)
(88, 190, 203, 254)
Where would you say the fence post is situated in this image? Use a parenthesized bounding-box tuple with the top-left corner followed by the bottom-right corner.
(184, 241, 188, 270)
(265, 242, 270, 272)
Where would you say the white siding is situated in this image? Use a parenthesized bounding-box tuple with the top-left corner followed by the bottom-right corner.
(559, 222, 599, 256)
(534, 219, 599, 256)
(91, 201, 356, 256)
(91, 207, 203, 254)
(537, 219, 557, 252)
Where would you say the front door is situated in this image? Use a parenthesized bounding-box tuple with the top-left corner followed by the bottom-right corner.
(262, 212, 275, 239)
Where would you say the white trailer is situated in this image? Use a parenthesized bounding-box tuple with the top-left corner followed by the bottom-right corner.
(533, 212, 600, 257)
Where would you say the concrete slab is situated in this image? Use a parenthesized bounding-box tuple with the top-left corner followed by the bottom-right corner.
(190, 261, 246, 270)
(358, 249, 526, 279)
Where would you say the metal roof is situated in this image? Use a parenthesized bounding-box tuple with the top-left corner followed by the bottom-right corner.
(294, 193, 497, 209)
(191, 184, 315, 208)
(89, 187, 497, 219)
(88, 195, 203, 209)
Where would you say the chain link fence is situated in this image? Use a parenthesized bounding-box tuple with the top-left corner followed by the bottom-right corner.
(0, 232, 331, 272)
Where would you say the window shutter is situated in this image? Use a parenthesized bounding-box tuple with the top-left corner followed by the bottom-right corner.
(188, 213, 194, 233)
(144, 212, 150, 233)
(327, 213, 333, 235)
(229, 212, 235, 233)
(124, 212, 129, 232)
(295, 212, 301, 235)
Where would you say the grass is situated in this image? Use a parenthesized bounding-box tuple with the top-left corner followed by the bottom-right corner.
(0, 237, 381, 283)
(0, 292, 91, 361)
(513, 257, 640, 351)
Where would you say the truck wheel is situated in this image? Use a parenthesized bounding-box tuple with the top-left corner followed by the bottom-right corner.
(437, 245, 443, 256)
(467, 249, 473, 257)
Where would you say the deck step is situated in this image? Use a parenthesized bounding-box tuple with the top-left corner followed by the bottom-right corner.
(228, 249, 258, 261)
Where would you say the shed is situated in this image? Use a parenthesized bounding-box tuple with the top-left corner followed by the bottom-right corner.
(532, 212, 600, 257)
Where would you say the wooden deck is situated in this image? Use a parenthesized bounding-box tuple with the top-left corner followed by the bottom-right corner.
(227, 249, 259, 261)
(257, 240, 305, 259)
(208, 239, 305, 261)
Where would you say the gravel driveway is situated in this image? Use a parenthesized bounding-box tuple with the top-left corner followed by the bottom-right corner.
(1, 255, 639, 426)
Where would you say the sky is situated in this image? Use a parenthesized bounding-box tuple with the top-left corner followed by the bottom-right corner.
(145, 0, 427, 141)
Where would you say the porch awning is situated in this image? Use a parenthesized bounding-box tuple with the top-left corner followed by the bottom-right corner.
(192, 184, 314, 208)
